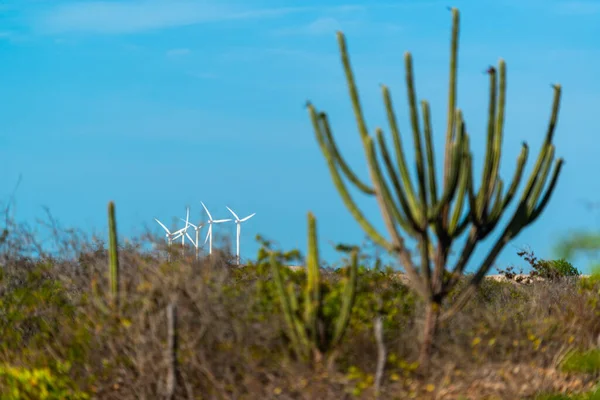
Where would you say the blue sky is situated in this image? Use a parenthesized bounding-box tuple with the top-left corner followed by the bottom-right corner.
(1, 0, 599, 273)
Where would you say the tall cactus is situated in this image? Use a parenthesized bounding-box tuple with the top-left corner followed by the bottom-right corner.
(306, 7, 564, 369)
(107, 201, 120, 310)
(271, 212, 358, 364)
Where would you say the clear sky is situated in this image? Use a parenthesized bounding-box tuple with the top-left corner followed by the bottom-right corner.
(1, 0, 599, 273)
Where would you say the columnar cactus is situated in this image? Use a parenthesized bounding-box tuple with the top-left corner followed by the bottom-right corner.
(306, 7, 564, 369)
(107, 201, 120, 309)
(270, 212, 358, 364)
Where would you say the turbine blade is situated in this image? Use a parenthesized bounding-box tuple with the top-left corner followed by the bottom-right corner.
(201, 201, 213, 221)
(186, 232, 195, 246)
(226, 206, 240, 221)
(181, 218, 197, 229)
(204, 226, 211, 244)
(240, 213, 256, 222)
(155, 218, 171, 233)
(213, 219, 232, 223)
(173, 226, 186, 235)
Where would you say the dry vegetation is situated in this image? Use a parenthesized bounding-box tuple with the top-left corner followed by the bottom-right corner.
(1, 206, 599, 400)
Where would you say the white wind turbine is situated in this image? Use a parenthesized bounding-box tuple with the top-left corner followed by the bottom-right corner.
(201, 202, 231, 255)
(226, 206, 256, 265)
(181, 218, 205, 260)
(179, 207, 191, 248)
(154, 217, 188, 261)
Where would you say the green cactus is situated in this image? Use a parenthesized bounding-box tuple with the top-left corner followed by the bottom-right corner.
(107, 201, 119, 310)
(270, 212, 358, 364)
(306, 7, 564, 369)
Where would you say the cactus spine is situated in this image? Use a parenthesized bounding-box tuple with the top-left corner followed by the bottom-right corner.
(108, 201, 120, 309)
(271, 212, 358, 364)
(306, 7, 564, 369)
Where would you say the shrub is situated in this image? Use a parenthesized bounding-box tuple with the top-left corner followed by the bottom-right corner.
(0, 363, 89, 400)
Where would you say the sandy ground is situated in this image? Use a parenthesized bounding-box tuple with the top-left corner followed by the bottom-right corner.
(283, 265, 591, 285)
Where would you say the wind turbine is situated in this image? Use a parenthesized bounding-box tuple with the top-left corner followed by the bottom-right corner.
(154, 217, 188, 261)
(226, 206, 256, 265)
(181, 218, 205, 260)
(179, 207, 191, 248)
(201, 202, 231, 255)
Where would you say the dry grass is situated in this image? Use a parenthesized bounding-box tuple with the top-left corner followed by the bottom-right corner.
(0, 211, 599, 399)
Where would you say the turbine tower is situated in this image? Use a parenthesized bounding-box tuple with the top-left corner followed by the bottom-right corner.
(201, 202, 231, 255)
(226, 206, 256, 265)
(182, 218, 205, 260)
(179, 207, 191, 248)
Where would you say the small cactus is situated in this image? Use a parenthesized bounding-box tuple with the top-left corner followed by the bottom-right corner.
(107, 201, 119, 309)
(271, 212, 358, 364)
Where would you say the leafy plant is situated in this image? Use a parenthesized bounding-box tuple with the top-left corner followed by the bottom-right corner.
(560, 348, 600, 374)
(498, 250, 580, 282)
(0, 363, 89, 400)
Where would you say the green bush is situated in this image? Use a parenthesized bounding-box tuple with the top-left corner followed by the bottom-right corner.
(0, 363, 89, 400)
(561, 348, 600, 374)
(542, 258, 580, 279)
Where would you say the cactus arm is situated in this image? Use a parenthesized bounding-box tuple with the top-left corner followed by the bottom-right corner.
(489, 60, 507, 191)
(107, 201, 119, 310)
(337, 30, 421, 256)
(319, 112, 375, 195)
(304, 213, 321, 346)
(517, 85, 562, 203)
(287, 282, 311, 359)
(337, 32, 371, 144)
(331, 250, 358, 347)
(477, 66, 499, 220)
(544, 85, 562, 144)
(271, 253, 309, 360)
(502, 143, 529, 209)
(382, 85, 421, 220)
(449, 228, 479, 277)
(448, 141, 469, 236)
(437, 6, 460, 236)
(364, 133, 414, 244)
(527, 145, 555, 214)
(375, 129, 421, 235)
(405, 53, 429, 218)
(364, 135, 428, 297)
(404, 52, 436, 292)
(308, 105, 392, 251)
(444, 8, 459, 174)
(463, 144, 480, 227)
(430, 128, 464, 221)
(421, 101, 438, 208)
(529, 158, 564, 222)
(488, 179, 505, 224)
